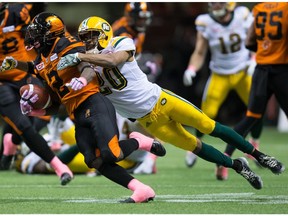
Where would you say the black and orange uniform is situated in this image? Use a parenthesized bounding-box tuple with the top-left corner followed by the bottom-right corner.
(224, 2, 288, 155)
(0, 4, 56, 168)
(112, 17, 145, 56)
(29, 15, 142, 189)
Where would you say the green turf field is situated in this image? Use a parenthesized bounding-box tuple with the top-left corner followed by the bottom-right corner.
(0, 127, 287, 214)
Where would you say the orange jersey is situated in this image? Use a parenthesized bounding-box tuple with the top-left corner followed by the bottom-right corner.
(33, 35, 100, 115)
(112, 17, 145, 55)
(253, 2, 288, 64)
(0, 4, 37, 81)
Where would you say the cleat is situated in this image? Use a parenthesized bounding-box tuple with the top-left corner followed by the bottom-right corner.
(235, 157, 263, 190)
(120, 196, 154, 203)
(60, 172, 73, 186)
(185, 151, 197, 168)
(215, 165, 228, 180)
(129, 132, 166, 157)
(150, 140, 166, 157)
(0, 155, 14, 170)
(257, 155, 285, 174)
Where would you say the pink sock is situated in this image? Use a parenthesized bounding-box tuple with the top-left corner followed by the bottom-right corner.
(129, 132, 153, 152)
(128, 179, 155, 203)
(3, 133, 17, 156)
(50, 156, 73, 178)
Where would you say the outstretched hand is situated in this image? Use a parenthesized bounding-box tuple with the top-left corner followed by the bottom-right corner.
(57, 53, 81, 70)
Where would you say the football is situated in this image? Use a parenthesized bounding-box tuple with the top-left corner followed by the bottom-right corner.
(19, 84, 51, 110)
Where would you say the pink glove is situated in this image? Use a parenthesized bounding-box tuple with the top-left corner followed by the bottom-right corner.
(20, 89, 39, 115)
(66, 77, 87, 91)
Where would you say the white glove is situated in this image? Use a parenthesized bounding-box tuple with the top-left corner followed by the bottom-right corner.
(57, 53, 81, 70)
(247, 59, 256, 76)
(65, 77, 87, 91)
(183, 66, 196, 86)
(20, 89, 39, 115)
(1, 56, 18, 72)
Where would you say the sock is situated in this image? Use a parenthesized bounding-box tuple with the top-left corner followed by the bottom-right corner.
(197, 142, 233, 168)
(3, 133, 17, 156)
(129, 132, 153, 152)
(118, 139, 138, 158)
(98, 162, 134, 188)
(50, 156, 73, 178)
(210, 122, 254, 154)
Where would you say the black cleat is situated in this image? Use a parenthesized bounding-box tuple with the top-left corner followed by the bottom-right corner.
(60, 172, 73, 186)
(120, 197, 154, 203)
(0, 155, 14, 170)
(150, 140, 166, 157)
(235, 157, 263, 190)
(258, 155, 285, 174)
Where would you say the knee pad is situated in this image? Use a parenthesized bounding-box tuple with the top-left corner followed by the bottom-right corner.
(198, 119, 215, 135)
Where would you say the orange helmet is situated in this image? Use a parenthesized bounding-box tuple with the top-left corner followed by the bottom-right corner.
(25, 12, 65, 51)
(124, 2, 152, 32)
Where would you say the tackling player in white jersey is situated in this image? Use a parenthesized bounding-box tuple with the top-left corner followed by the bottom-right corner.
(183, 3, 263, 179)
(56, 16, 285, 190)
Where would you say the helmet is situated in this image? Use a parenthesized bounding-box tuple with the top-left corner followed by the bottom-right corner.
(25, 12, 65, 51)
(125, 2, 152, 32)
(78, 16, 113, 52)
(0, 3, 8, 16)
(208, 2, 236, 19)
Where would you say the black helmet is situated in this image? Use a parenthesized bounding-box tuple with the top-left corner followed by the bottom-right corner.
(25, 12, 65, 51)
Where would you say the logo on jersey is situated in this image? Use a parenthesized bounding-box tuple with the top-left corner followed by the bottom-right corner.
(35, 62, 44, 71)
(102, 23, 110, 32)
(50, 53, 58, 62)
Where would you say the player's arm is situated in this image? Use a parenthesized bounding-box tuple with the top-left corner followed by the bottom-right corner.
(0, 56, 34, 74)
(183, 31, 208, 86)
(187, 31, 209, 71)
(245, 21, 257, 52)
(78, 50, 132, 68)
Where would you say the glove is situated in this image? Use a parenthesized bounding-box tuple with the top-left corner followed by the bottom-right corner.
(57, 53, 81, 70)
(20, 89, 39, 115)
(183, 66, 196, 86)
(65, 77, 87, 91)
(1, 56, 18, 72)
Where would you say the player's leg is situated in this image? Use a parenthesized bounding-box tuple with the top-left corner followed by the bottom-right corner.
(236, 70, 262, 162)
(188, 73, 230, 168)
(74, 93, 160, 202)
(0, 85, 73, 185)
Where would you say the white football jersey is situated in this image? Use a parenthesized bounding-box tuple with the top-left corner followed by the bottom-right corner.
(196, 6, 254, 74)
(94, 36, 161, 119)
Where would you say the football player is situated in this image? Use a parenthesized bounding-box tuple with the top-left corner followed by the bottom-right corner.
(223, 2, 288, 177)
(112, 2, 161, 174)
(1, 12, 166, 203)
(183, 2, 263, 179)
(58, 16, 285, 190)
(0, 3, 73, 185)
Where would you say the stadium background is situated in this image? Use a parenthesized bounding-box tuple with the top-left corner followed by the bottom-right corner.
(26, 2, 279, 127)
